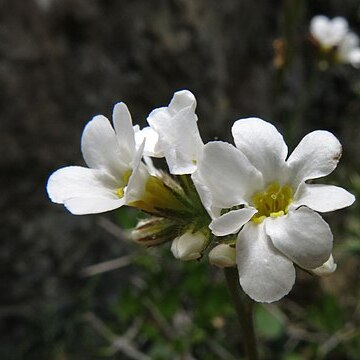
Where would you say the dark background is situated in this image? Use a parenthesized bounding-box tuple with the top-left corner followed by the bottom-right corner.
(2, 0, 360, 359)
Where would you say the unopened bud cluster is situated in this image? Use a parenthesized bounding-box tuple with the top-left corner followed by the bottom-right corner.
(130, 172, 231, 264)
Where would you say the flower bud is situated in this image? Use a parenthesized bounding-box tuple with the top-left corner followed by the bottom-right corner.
(171, 231, 208, 261)
(131, 217, 177, 246)
(208, 244, 236, 268)
(311, 254, 337, 276)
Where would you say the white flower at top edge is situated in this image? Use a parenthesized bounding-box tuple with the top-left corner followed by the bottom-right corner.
(146, 90, 204, 175)
(193, 118, 355, 303)
(47, 103, 150, 215)
(310, 15, 349, 49)
(338, 32, 360, 68)
(310, 15, 360, 68)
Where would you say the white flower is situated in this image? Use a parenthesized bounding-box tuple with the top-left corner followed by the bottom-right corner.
(311, 254, 337, 276)
(171, 231, 208, 261)
(47, 103, 150, 215)
(310, 15, 348, 49)
(147, 90, 204, 175)
(208, 244, 236, 268)
(194, 118, 355, 302)
(134, 125, 164, 158)
(338, 32, 360, 68)
(310, 15, 360, 68)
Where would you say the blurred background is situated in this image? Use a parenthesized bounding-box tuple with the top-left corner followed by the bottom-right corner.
(2, 0, 360, 359)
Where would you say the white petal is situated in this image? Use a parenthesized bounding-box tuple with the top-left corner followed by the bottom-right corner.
(126, 141, 150, 203)
(331, 17, 349, 43)
(310, 16, 331, 45)
(191, 171, 222, 219)
(293, 183, 355, 212)
(81, 115, 129, 177)
(287, 130, 342, 189)
(143, 156, 161, 176)
(134, 126, 164, 157)
(338, 32, 359, 60)
(147, 90, 203, 174)
(209, 207, 257, 236)
(337, 32, 360, 66)
(191, 171, 215, 215)
(232, 118, 288, 183)
(237, 222, 295, 303)
(196, 141, 263, 209)
(171, 231, 208, 261)
(47, 166, 116, 202)
(46, 166, 124, 214)
(348, 48, 360, 68)
(310, 16, 348, 48)
(265, 207, 333, 270)
(168, 89, 197, 113)
(208, 244, 236, 268)
(65, 196, 125, 215)
(311, 254, 337, 276)
(112, 102, 136, 161)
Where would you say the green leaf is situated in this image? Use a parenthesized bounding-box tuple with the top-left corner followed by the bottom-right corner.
(255, 305, 284, 340)
(115, 207, 140, 229)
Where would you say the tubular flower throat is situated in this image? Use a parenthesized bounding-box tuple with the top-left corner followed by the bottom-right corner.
(116, 169, 132, 198)
(251, 182, 293, 224)
(128, 175, 188, 215)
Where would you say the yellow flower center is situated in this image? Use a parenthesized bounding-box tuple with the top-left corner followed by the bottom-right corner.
(116, 169, 132, 198)
(251, 182, 293, 224)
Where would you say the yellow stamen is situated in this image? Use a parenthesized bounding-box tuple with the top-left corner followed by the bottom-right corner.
(251, 182, 293, 224)
(122, 169, 132, 185)
(116, 169, 132, 199)
(252, 215, 266, 225)
(116, 187, 125, 198)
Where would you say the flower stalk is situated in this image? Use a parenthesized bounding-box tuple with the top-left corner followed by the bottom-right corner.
(224, 267, 258, 360)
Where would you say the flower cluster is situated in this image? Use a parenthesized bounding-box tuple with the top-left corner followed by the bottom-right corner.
(310, 15, 360, 68)
(47, 90, 355, 303)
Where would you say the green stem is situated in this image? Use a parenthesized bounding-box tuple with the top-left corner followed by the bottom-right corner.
(224, 267, 258, 360)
